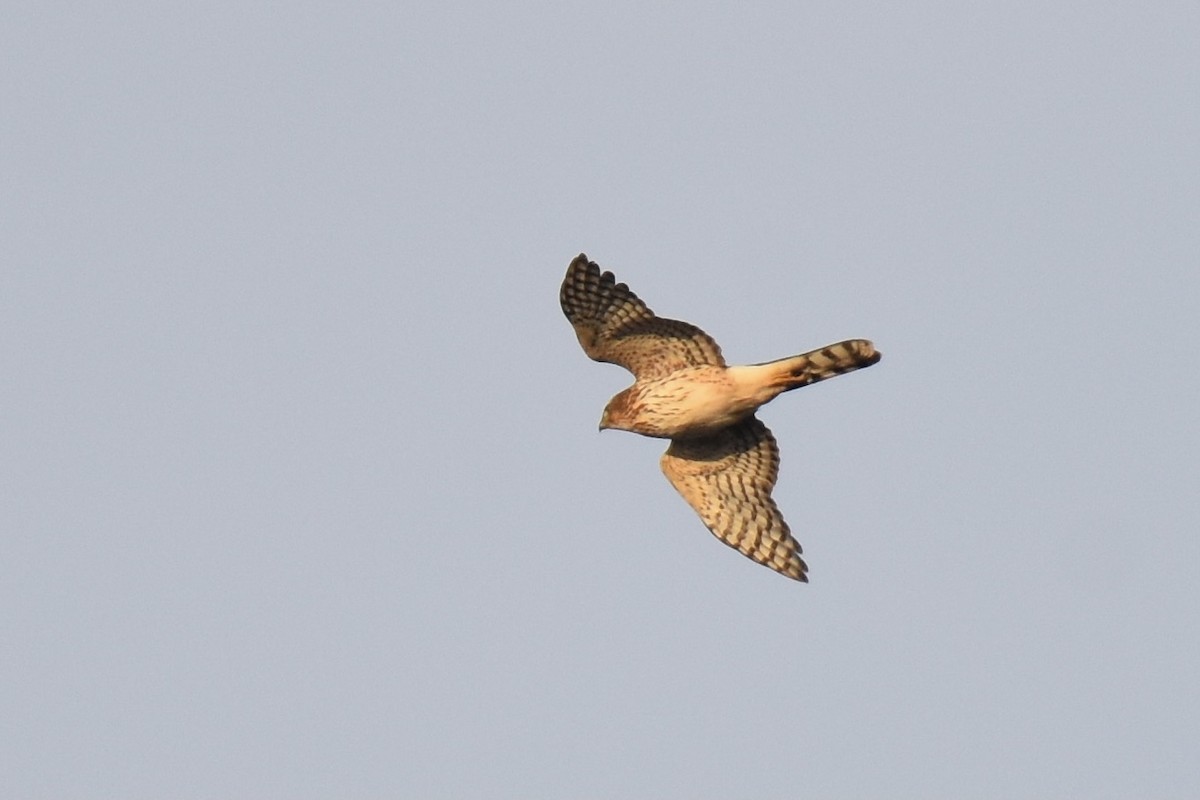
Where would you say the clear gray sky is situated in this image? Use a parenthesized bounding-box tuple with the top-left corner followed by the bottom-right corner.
(4, 2, 1198, 797)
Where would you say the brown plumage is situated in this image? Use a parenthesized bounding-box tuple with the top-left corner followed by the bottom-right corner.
(560, 253, 880, 582)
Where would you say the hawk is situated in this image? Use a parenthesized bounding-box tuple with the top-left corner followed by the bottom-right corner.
(560, 253, 881, 582)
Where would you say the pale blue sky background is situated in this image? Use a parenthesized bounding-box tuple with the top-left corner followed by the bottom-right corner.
(3, 2, 1198, 798)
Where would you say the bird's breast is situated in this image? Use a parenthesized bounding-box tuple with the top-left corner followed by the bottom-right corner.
(630, 368, 757, 438)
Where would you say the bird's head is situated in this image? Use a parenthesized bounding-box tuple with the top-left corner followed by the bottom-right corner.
(599, 389, 636, 432)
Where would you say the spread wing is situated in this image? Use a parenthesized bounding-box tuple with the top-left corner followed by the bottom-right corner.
(560, 253, 725, 381)
(660, 417, 807, 582)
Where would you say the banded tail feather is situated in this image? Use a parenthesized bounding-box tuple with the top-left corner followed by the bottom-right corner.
(766, 339, 881, 392)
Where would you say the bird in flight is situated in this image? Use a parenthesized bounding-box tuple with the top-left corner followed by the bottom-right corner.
(560, 254, 881, 581)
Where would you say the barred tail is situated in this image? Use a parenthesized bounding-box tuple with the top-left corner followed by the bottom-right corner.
(767, 339, 881, 392)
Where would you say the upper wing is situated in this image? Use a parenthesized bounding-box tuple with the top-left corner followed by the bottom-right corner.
(660, 417, 808, 582)
(560, 254, 725, 381)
